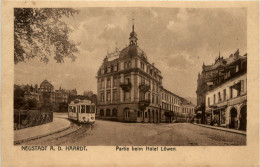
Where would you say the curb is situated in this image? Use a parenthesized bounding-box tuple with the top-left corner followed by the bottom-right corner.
(14, 123, 71, 145)
(193, 123, 246, 136)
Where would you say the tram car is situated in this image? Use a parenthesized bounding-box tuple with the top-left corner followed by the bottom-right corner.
(68, 99, 95, 124)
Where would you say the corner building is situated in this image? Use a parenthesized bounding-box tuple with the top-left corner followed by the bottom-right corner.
(97, 24, 164, 123)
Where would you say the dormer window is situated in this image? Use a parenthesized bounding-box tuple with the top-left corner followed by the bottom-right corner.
(141, 62, 145, 70)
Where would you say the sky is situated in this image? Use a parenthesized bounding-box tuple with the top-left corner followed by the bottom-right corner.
(14, 7, 247, 101)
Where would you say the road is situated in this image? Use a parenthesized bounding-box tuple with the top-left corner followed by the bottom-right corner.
(26, 119, 246, 146)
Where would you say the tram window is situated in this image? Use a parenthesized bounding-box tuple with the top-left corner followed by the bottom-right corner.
(91, 105, 95, 113)
(81, 105, 85, 113)
(86, 105, 90, 113)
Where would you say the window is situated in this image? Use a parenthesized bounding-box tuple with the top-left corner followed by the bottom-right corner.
(111, 65, 114, 72)
(150, 69, 153, 75)
(124, 61, 131, 69)
(152, 95, 154, 103)
(107, 67, 111, 73)
(107, 92, 111, 101)
(114, 64, 118, 71)
(100, 109, 104, 116)
(141, 62, 145, 70)
(100, 93, 104, 102)
(106, 109, 110, 117)
(208, 97, 210, 106)
(138, 111, 141, 117)
(91, 105, 95, 113)
(213, 94, 216, 104)
(107, 78, 111, 88)
(124, 76, 131, 84)
(101, 79, 104, 89)
(113, 77, 117, 87)
(81, 105, 85, 113)
(236, 65, 239, 72)
(86, 105, 90, 113)
(145, 112, 147, 118)
(141, 76, 145, 85)
(223, 89, 226, 100)
(124, 92, 130, 100)
(241, 80, 244, 93)
(218, 92, 221, 102)
(230, 87, 233, 98)
(113, 90, 117, 101)
(112, 109, 117, 116)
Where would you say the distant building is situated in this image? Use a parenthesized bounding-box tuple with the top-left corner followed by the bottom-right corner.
(39, 79, 55, 103)
(24, 91, 40, 101)
(68, 89, 77, 96)
(161, 87, 182, 122)
(181, 99, 196, 117)
(197, 50, 247, 130)
(55, 86, 68, 103)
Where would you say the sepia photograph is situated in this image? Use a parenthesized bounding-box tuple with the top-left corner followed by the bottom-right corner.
(13, 7, 247, 146)
(1, 1, 259, 167)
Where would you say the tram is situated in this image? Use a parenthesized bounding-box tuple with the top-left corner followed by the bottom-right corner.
(68, 99, 95, 124)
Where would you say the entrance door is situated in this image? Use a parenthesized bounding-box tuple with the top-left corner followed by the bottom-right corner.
(230, 108, 237, 129)
(239, 105, 247, 131)
(123, 108, 130, 121)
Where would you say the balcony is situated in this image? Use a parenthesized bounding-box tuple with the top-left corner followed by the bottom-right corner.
(138, 100, 151, 110)
(139, 83, 150, 92)
(228, 94, 247, 106)
(119, 82, 132, 91)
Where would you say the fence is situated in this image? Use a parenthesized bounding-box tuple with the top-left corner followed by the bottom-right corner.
(14, 109, 53, 130)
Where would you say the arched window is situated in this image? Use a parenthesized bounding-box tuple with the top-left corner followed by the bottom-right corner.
(100, 109, 104, 116)
(112, 108, 117, 117)
(106, 109, 111, 117)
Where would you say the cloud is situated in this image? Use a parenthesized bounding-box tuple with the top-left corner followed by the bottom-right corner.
(15, 8, 247, 98)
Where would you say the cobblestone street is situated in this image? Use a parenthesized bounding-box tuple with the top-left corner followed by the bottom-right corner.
(26, 119, 246, 146)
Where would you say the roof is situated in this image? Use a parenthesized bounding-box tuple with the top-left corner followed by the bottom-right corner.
(40, 79, 53, 87)
(119, 45, 147, 61)
(203, 50, 247, 72)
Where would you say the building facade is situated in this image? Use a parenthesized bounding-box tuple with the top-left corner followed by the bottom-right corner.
(198, 50, 247, 130)
(161, 87, 182, 122)
(55, 87, 69, 103)
(96, 24, 162, 123)
(96, 24, 194, 123)
(39, 79, 56, 103)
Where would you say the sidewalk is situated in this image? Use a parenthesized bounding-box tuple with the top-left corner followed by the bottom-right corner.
(193, 123, 246, 135)
(14, 117, 71, 144)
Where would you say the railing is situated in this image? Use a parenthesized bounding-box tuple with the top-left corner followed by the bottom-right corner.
(139, 83, 150, 92)
(119, 82, 132, 91)
(228, 94, 247, 106)
(138, 100, 151, 110)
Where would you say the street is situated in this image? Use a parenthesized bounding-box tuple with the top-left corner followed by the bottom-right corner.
(23, 118, 246, 146)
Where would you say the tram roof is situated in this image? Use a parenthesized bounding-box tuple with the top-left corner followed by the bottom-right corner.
(69, 99, 94, 105)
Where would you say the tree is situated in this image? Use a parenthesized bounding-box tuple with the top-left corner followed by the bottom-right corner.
(26, 98, 38, 109)
(83, 90, 94, 97)
(14, 8, 80, 64)
(14, 85, 26, 109)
